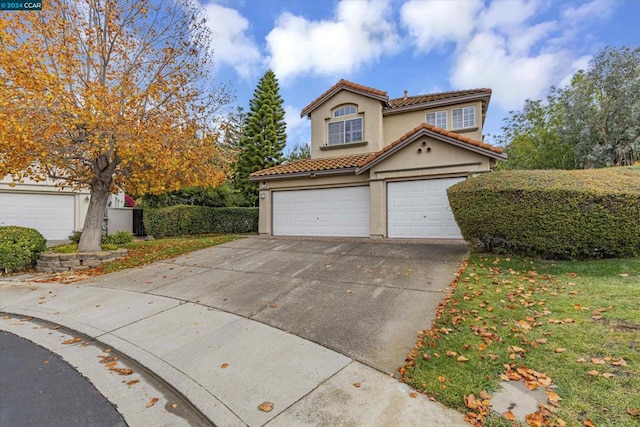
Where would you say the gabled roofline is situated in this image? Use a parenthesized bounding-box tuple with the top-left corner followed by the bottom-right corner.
(355, 124, 507, 175)
(300, 79, 388, 118)
(383, 92, 491, 116)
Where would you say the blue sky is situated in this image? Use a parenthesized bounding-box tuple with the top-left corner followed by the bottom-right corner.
(199, 0, 639, 149)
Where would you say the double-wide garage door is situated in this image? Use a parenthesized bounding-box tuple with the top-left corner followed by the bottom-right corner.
(0, 192, 75, 240)
(273, 186, 369, 237)
(388, 177, 464, 239)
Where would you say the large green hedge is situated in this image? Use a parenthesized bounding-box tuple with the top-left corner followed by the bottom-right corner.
(448, 166, 640, 259)
(0, 226, 47, 273)
(144, 205, 258, 238)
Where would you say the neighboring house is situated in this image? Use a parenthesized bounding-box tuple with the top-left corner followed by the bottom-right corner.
(0, 176, 126, 241)
(249, 79, 507, 239)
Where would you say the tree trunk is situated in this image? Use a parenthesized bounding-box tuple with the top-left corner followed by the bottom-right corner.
(78, 178, 111, 252)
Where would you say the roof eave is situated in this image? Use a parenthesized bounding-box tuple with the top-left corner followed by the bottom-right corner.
(383, 92, 491, 116)
(249, 167, 358, 181)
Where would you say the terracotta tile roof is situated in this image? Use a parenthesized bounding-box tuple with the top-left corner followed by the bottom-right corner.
(249, 154, 370, 178)
(358, 124, 504, 169)
(300, 79, 388, 117)
(385, 88, 492, 110)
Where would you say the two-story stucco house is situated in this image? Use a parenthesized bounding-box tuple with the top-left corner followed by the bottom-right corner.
(250, 79, 506, 239)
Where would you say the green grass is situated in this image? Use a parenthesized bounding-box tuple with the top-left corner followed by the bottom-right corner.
(100, 234, 242, 273)
(403, 253, 640, 426)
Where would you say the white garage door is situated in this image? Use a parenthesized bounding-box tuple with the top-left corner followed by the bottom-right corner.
(0, 192, 75, 240)
(273, 187, 370, 237)
(388, 178, 465, 239)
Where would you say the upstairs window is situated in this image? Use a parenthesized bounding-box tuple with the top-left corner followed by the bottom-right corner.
(452, 106, 475, 129)
(328, 118, 362, 145)
(334, 105, 357, 117)
(426, 111, 447, 129)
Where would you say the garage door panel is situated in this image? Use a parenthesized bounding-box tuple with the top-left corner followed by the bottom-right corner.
(273, 187, 369, 237)
(0, 193, 75, 240)
(388, 178, 464, 239)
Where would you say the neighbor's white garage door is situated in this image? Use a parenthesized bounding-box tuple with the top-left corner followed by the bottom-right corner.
(388, 178, 465, 239)
(0, 192, 75, 240)
(273, 187, 370, 237)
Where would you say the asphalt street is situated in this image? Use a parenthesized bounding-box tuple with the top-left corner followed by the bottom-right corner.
(0, 331, 127, 427)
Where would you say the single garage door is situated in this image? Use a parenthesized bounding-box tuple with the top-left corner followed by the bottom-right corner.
(388, 177, 465, 239)
(273, 186, 369, 237)
(0, 192, 75, 240)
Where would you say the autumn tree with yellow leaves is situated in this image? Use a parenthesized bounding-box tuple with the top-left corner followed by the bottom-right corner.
(0, 0, 231, 251)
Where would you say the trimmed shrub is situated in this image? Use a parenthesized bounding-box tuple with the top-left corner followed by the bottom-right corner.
(448, 166, 640, 260)
(102, 231, 134, 245)
(144, 205, 258, 238)
(0, 226, 47, 273)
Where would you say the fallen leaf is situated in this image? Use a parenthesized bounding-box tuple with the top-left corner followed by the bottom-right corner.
(126, 379, 140, 386)
(583, 420, 596, 427)
(409, 392, 418, 398)
(220, 363, 229, 369)
(62, 337, 82, 345)
(555, 348, 567, 353)
(576, 357, 587, 363)
(269, 304, 277, 308)
(619, 273, 629, 277)
(602, 373, 615, 379)
(171, 403, 178, 408)
(503, 411, 516, 421)
(536, 338, 548, 344)
(437, 376, 446, 383)
(587, 370, 599, 376)
(446, 351, 457, 357)
(146, 397, 159, 408)
(591, 357, 605, 365)
(111, 368, 133, 375)
(627, 408, 640, 416)
(353, 382, 361, 388)
(547, 391, 562, 403)
(612, 357, 627, 366)
(457, 356, 469, 362)
(258, 402, 274, 412)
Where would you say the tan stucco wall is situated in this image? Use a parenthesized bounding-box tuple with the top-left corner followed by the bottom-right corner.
(370, 136, 491, 179)
(309, 91, 384, 159)
(383, 100, 484, 144)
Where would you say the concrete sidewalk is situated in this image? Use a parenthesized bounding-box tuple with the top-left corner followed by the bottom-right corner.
(0, 279, 468, 426)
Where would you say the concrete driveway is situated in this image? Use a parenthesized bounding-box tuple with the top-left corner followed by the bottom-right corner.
(83, 236, 468, 374)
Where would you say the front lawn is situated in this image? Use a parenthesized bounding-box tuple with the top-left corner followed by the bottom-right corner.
(403, 253, 640, 426)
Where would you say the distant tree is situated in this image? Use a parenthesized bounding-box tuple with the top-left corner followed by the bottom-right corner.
(285, 142, 311, 163)
(497, 46, 639, 169)
(497, 95, 576, 170)
(141, 182, 247, 208)
(235, 70, 286, 206)
(0, 0, 230, 251)
(221, 106, 247, 150)
(561, 46, 640, 168)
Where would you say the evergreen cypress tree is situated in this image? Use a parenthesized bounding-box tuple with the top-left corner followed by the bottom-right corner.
(235, 69, 287, 206)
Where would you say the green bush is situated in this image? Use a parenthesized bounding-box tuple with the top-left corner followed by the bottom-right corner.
(101, 243, 118, 251)
(102, 231, 134, 245)
(0, 226, 47, 273)
(69, 230, 133, 246)
(52, 244, 78, 254)
(448, 166, 640, 260)
(144, 205, 258, 238)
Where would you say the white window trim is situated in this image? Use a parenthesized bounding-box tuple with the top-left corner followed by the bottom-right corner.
(328, 117, 363, 145)
(452, 106, 475, 130)
(426, 110, 447, 129)
(333, 105, 357, 118)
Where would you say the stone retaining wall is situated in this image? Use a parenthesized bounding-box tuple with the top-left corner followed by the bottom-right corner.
(37, 249, 128, 273)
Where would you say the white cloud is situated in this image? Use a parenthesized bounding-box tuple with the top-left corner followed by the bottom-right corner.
(284, 104, 310, 144)
(266, 0, 399, 81)
(562, 0, 615, 22)
(202, 3, 262, 78)
(400, 0, 482, 52)
(451, 32, 570, 110)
